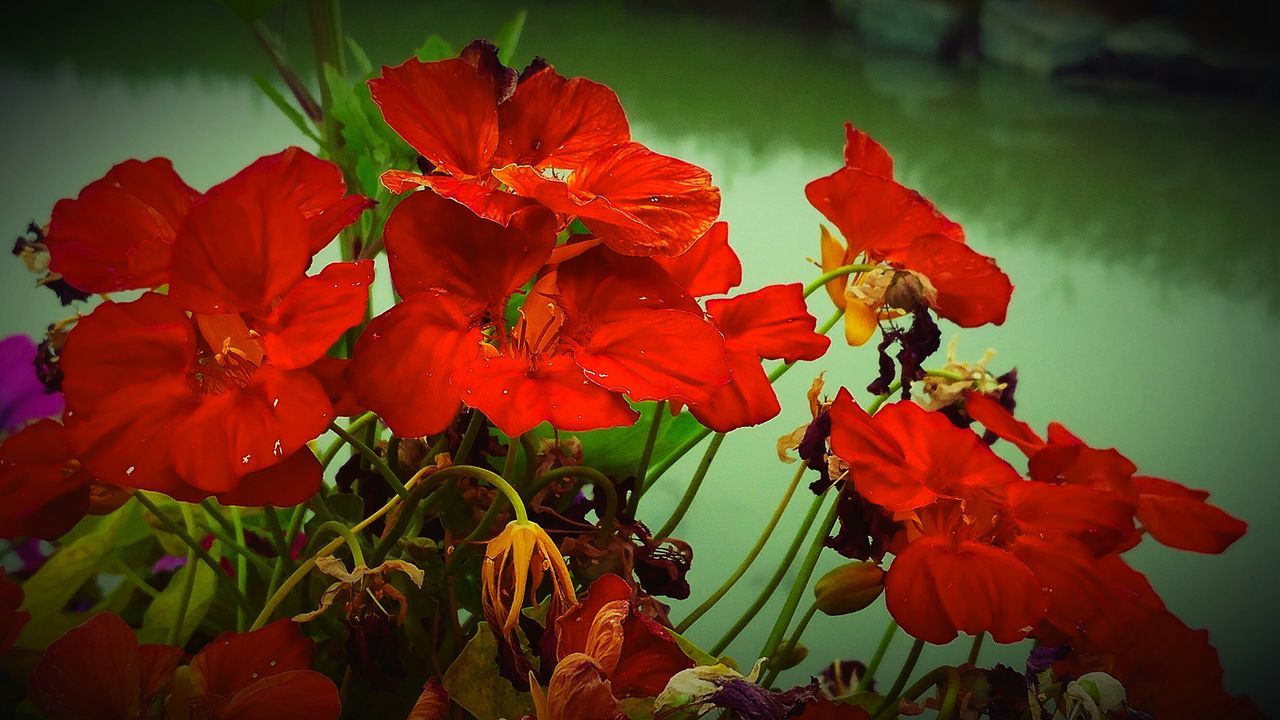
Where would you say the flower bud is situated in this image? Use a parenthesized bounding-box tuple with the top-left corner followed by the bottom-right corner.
(772, 642, 810, 671)
(813, 561, 885, 616)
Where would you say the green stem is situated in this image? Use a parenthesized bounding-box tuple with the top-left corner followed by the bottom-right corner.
(519, 433, 539, 487)
(132, 492, 251, 612)
(866, 381, 901, 415)
(762, 602, 819, 687)
(654, 432, 725, 540)
(871, 664, 956, 720)
(937, 666, 961, 720)
(320, 411, 377, 469)
(262, 506, 290, 558)
(967, 632, 985, 666)
(455, 411, 485, 462)
(873, 639, 926, 719)
(529, 465, 619, 544)
(232, 507, 249, 632)
(628, 400, 666, 517)
(197, 509, 275, 576)
(643, 427, 712, 493)
(803, 263, 884, 298)
(248, 20, 322, 122)
(199, 499, 236, 537)
(316, 520, 366, 567)
(677, 461, 807, 633)
(167, 504, 200, 646)
(328, 421, 409, 500)
(710, 491, 826, 656)
(758, 497, 841, 662)
(766, 308, 845, 384)
(852, 620, 899, 694)
(266, 504, 306, 600)
(112, 553, 160, 600)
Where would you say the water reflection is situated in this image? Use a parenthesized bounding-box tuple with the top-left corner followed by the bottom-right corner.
(1, 0, 1277, 711)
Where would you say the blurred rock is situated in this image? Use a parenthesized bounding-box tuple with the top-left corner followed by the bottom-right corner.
(980, 0, 1111, 76)
(831, 0, 974, 59)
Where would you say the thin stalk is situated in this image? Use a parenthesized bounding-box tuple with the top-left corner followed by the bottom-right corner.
(315, 520, 366, 567)
(643, 427, 712, 493)
(197, 511, 274, 575)
(328, 421, 409, 500)
(866, 381, 901, 415)
(112, 553, 160, 600)
(678, 462, 807, 633)
(199, 499, 236, 537)
(167, 504, 200, 646)
(627, 400, 666, 517)
(249, 20, 323, 122)
(132, 492, 251, 612)
(262, 506, 290, 558)
(529, 465, 619, 544)
(938, 666, 961, 720)
(802, 263, 884, 298)
(232, 507, 249, 631)
(757, 497, 842, 662)
(967, 632, 985, 666)
(710, 492, 827, 656)
(320, 411, 377, 468)
(873, 639, 926, 719)
(654, 432, 725, 540)
(852, 620, 899, 694)
(871, 664, 957, 720)
(762, 602, 819, 687)
(518, 433, 539, 488)
(455, 411, 485, 462)
(370, 464, 462, 564)
(266, 504, 306, 600)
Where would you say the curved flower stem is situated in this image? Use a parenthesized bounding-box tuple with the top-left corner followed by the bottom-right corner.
(852, 620, 899, 694)
(529, 465, 619, 544)
(871, 663, 958, 720)
(677, 461, 807, 633)
(654, 432, 726, 540)
(967, 632, 985, 666)
(315, 520, 366, 567)
(762, 602, 819, 687)
(937, 666, 961, 720)
(866, 382, 902, 415)
(872, 638, 926, 719)
(627, 400, 666, 517)
(112, 552, 160, 600)
(455, 411, 485, 462)
(133, 492, 252, 612)
(519, 432, 540, 487)
(196, 506, 274, 576)
(320, 411, 377, 469)
(643, 427, 712, 494)
(232, 507, 249, 631)
(926, 368, 971, 383)
(266, 504, 306, 600)
(262, 505, 290, 558)
(168, 504, 200, 646)
(710, 491, 827, 656)
(459, 458, 530, 545)
(757, 497, 842, 663)
(803, 263, 884, 298)
(328, 421, 409, 500)
(369, 464, 464, 564)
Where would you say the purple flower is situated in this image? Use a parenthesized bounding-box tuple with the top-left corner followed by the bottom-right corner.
(150, 554, 189, 574)
(0, 334, 63, 434)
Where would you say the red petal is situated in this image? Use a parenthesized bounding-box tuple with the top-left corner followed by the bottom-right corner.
(264, 261, 374, 369)
(890, 235, 1012, 328)
(378, 172, 535, 225)
(0, 420, 90, 539)
(192, 619, 317, 698)
(495, 142, 721, 257)
(169, 366, 331, 493)
(1133, 475, 1247, 554)
(495, 66, 630, 169)
(308, 357, 364, 417)
(688, 349, 781, 432)
(829, 393, 1020, 512)
(652, 221, 741, 297)
(30, 612, 177, 720)
(452, 353, 638, 436)
(553, 246, 702, 325)
(369, 57, 499, 177)
(384, 189, 555, 311)
(546, 655, 628, 720)
(572, 310, 731, 406)
(805, 168, 962, 260)
(706, 283, 830, 362)
(215, 448, 323, 507)
(842, 122, 894, 178)
(963, 391, 1044, 457)
(220, 670, 342, 720)
(46, 158, 198, 293)
(885, 536, 1044, 644)
(0, 571, 30, 655)
(169, 168, 312, 315)
(233, 147, 371, 253)
(1028, 441, 1138, 500)
(1005, 481, 1138, 556)
(349, 294, 483, 437)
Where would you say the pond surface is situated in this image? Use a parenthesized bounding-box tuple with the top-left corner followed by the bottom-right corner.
(3, 0, 1278, 710)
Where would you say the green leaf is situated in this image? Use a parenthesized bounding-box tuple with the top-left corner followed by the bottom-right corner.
(253, 75, 321, 144)
(529, 403, 704, 479)
(442, 624, 535, 720)
(493, 10, 529, 65)
(345, 35, 374, 76)
(138, 561, 217, 645)
(415, 35, 455, 62)
(218, 0, 284, 22)
(667, 626, 720, 667)
(325, 491, 366, 525)
(16, 501, 147, 648)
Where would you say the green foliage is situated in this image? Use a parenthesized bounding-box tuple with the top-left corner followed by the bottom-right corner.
(217, 0, 284, 23)
(493, 10, 528, 65)
(442, 624, 536, 720)
(529, 403, 705, 479)
(252, 75, 321, 144)
(325, 491, 366, 526)
(415, 35, 455, 62)
(138, 561, 217, 645)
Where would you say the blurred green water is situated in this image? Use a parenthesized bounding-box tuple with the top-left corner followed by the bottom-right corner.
(1, 0, 1277, 712)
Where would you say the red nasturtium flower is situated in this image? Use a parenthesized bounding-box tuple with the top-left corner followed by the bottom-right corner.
(371, 42, 721, 256)
(807, 124, 1012, 345)
(0, 419, 92, 538)
(55, 148, 373, 505)
(351, 189, 731, 438)
(30, 612, 185, 720)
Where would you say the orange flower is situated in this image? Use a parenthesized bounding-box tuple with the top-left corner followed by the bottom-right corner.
(481, 520, 577, 639)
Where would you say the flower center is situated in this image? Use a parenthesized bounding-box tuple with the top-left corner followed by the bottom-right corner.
(190, 313, 264, 396)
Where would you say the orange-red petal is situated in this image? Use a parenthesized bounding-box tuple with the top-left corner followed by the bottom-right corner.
(805, 167, 961, 261)
(889, 235, 1012, 328)
(652, 221, 741, 297)
(495, 66, 630, 169)
(263, 261, 374, 370)
(842, 122, 894, 178)
(1133, 475, 1247, 554)
(706, 283, 830, 362)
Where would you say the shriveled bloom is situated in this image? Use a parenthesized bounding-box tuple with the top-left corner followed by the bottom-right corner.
(293, 555, 424, 623)
(482, 520, 577, 638)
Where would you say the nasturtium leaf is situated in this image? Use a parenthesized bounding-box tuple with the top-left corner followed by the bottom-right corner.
(415, 35, 455, 62)
(138, 560, 217, 645)
(493, 10, 528, 65)
(325, 491, 366, 525)
(527, 402, 704, 479)
(442, 624, 535, 720)
(345, 35, 374, 75)
(253, 75, 321, 144)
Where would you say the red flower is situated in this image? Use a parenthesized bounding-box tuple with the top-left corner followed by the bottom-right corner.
(0, 569, 28, 655)
(685, 283, 830, 432)
(966, 391, 1247, 554)
(548, 574, 692, 699)
(828, 389, 1021, 512)
(166, 619, 340, 720)
(652, 221, 741, 298)
(0, 419, 92, 539)
(60, 149, 372, 506)
(371, 46, 719, 256)
(807, 124, 1011, 344)
(29, 612, 184, 720)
